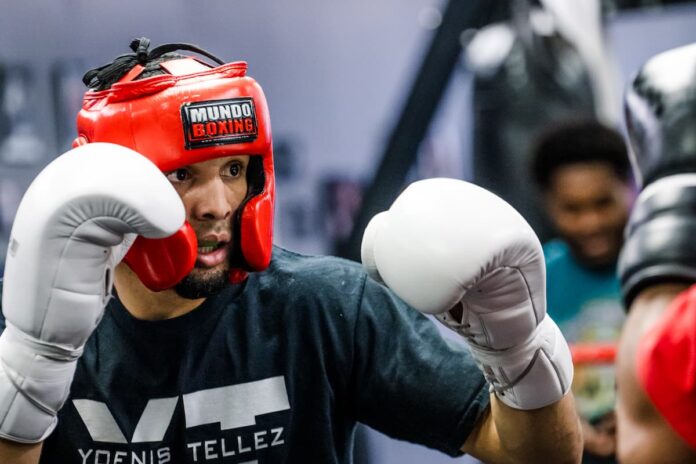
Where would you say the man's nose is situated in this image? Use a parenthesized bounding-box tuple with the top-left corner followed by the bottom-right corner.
(577, 208, 604, 234)
(190, 178, 233, 221)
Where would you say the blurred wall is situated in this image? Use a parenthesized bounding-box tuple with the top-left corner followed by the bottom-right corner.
(0, 0, 443, 258)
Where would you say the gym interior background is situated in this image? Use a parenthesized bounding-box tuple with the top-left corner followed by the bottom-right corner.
(1, 1, 695, 462)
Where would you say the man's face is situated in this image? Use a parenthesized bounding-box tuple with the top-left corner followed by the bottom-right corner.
(545, 162, 632, 269)
(165, 155, 250, 298)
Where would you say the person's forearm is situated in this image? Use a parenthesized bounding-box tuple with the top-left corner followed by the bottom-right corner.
(494, 393, 581, 464)
(0, 438, 42, 464)
(465, 393, 582, 464)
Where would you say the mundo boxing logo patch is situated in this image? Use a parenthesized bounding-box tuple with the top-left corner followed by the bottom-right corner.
(181, 98, 258, 149)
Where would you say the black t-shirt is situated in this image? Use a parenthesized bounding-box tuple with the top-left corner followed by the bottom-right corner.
(0, 247, 489, 463)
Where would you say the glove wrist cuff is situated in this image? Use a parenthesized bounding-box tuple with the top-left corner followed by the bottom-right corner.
(0, 326, 77, 442)
(466, 316, 574, 410)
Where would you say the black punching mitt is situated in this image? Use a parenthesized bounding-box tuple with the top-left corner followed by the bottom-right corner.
(619, 175, 696, 307)
(619, 43, 696, 308)
(624, 43, 696, 187)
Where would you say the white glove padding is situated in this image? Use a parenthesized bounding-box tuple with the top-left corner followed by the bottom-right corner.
(361, 178, 573, 410)
(0, 142, 185, 442)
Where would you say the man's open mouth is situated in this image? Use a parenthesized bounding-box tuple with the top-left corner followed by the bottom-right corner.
(198, 240, 227, 254)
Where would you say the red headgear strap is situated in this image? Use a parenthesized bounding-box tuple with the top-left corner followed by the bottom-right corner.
(75, 58, 274, 290)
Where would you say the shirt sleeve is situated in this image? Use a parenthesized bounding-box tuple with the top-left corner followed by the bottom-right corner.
(350, 276, 490, 457)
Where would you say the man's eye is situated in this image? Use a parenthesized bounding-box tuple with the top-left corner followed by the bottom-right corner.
(228, 163, 241, 177)
(166, 169, 190, 183)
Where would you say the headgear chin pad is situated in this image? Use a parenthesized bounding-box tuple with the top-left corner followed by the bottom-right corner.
(123, 224, 199, 291)
(75, 57, 275, 291)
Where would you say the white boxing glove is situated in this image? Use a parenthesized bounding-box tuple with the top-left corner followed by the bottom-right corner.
(361, 178, 572, 410)
(0, 143, 185, 442)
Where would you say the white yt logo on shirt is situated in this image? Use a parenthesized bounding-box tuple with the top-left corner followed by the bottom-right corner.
(73, 376, 290, 463)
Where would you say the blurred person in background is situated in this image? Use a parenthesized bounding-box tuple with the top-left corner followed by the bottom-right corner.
(531, 118, 634, 463)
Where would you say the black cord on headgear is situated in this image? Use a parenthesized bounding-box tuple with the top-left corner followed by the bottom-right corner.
(82, 37, 226, 90)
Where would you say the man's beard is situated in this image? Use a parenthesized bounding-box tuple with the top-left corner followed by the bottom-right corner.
(174, 260, 230, 299)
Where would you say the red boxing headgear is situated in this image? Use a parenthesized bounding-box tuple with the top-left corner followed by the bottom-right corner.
(75, 57, 274, 290)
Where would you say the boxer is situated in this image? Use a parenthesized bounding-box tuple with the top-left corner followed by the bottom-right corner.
(0, 38, 581, 463)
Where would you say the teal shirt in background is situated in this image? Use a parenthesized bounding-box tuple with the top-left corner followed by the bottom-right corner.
(544, 239, 625, 421)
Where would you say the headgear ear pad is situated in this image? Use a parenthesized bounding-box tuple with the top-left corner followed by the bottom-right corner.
(75, 59, 274, 290)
